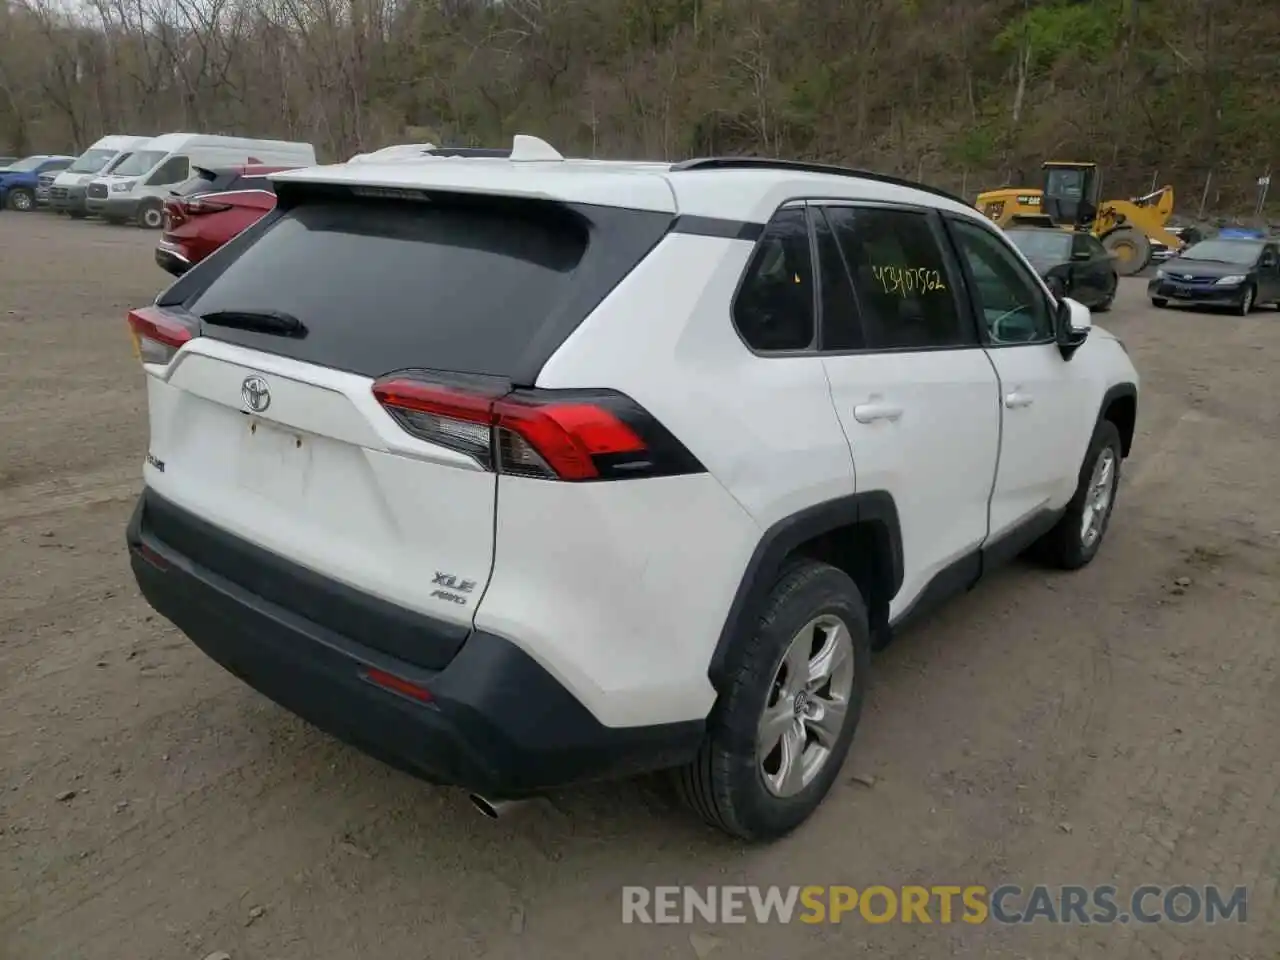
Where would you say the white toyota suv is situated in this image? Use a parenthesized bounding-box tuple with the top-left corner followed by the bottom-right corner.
(125, 135, 1139, 841)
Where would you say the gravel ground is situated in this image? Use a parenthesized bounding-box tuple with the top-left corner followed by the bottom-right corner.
(1, 213, 1278, 960)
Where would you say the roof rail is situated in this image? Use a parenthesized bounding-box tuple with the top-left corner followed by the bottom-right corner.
(669, 157, 969, 206)
(426, 147, 512, 158)
(509, 134, 564, 162)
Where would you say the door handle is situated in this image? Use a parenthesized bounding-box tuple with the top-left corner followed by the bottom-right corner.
(853, 402, 903, 424)
(1004, 391, 1035, 409)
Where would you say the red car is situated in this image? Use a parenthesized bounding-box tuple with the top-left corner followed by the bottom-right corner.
(155, 164, 297, 276)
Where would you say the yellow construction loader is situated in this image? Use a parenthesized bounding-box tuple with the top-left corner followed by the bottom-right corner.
(976, 162, 1187, 275)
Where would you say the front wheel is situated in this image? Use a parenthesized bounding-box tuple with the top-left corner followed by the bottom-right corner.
(1234, 284, 1255, 316)
(137, 201, 164, 229)
(7, 188, 35, 212)
(1028, 420, 1123, 570)
(674, 560, 871, 841)
(1151, 297, 1168, 308)
(1102, 228, 1152, 276)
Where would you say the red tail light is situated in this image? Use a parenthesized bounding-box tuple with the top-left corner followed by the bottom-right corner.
(183, 196, 232, 215)
(127, 307, 197, 365)
(371, 376, 702, 482)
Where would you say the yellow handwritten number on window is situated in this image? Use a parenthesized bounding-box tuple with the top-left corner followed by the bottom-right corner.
(872, 265, 947, 297)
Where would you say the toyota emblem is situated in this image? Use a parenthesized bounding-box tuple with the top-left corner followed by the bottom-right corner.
(241, 375, 271, 413)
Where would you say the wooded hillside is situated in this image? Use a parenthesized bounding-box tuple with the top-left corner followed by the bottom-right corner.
(1, 0, 1276, 214)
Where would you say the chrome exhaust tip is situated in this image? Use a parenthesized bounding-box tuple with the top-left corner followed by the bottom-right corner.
(468, 793, 526, 818)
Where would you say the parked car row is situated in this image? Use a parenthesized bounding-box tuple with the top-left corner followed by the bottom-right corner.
(0, 154, 76, 210)
(3, 133, 314, 229)
(1148, 235, 1280, 315)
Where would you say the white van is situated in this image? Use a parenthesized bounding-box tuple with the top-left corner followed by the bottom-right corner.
(85, 133, 316, 228)
(47, 135, 151, 218)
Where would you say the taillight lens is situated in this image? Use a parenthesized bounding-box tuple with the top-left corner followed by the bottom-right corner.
(184, 197, 232, 215)
(371, 376, 702, 482)
(127, 307, 196, 365)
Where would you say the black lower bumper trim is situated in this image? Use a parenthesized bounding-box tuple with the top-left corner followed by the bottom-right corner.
(126, 491, 704, 795)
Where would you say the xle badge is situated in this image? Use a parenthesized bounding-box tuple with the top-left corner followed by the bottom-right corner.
(431, 571, 477, 606)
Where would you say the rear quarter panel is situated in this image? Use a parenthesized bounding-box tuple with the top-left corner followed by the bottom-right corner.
(478, 233, 856, 728)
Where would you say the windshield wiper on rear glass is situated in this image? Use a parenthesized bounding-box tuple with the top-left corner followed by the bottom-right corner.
(199, 309, 308, 338)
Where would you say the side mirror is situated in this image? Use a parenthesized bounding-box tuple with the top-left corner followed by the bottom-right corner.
(1055, 296, 1091, 359)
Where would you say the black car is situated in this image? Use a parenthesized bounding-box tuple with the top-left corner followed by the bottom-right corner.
(1148, 238, 1280, 315)
(1004, 227, 1118, 311)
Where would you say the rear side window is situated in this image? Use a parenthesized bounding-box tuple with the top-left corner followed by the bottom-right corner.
(823, 205, 968, 351)
(185, 197, 601, 379)
(733, 207, 815, 351)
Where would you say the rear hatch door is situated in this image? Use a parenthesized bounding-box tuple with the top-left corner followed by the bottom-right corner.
(145, 187, 668, 669)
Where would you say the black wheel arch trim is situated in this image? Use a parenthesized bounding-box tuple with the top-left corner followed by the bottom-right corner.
(707, 491, 903, 690)
(1096, 381, 1138, 456)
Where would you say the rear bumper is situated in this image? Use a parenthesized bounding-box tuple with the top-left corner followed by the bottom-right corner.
(1147, 278, 1248, 307)
(155, 241, 191, 276)
(126, 490, 703, 796)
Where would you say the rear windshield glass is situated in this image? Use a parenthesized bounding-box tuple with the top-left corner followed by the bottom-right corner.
(186, 198, 590, 378)
(229, 176, 272, 193)
(1006, 229, 1071, 260)
(171, 168, 231, 196)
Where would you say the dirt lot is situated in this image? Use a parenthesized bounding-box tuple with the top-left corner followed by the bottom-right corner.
(1, 213, 1277, 960)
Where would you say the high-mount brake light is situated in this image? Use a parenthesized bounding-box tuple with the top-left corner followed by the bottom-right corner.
(371, 377, 694, 482)
(127, 307, 196, 366)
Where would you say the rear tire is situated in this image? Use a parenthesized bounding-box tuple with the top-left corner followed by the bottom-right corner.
(674, 560, 871, 841)
(68, 210, 87, 220)
(1103, 228, 1151, 276)
(1028, 420, 1123, 571)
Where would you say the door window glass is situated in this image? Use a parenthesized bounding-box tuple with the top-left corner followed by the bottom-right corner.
(824, 205, 968, 350)
(950, 218, 1055, 345)
(146, 155, 190, 186)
